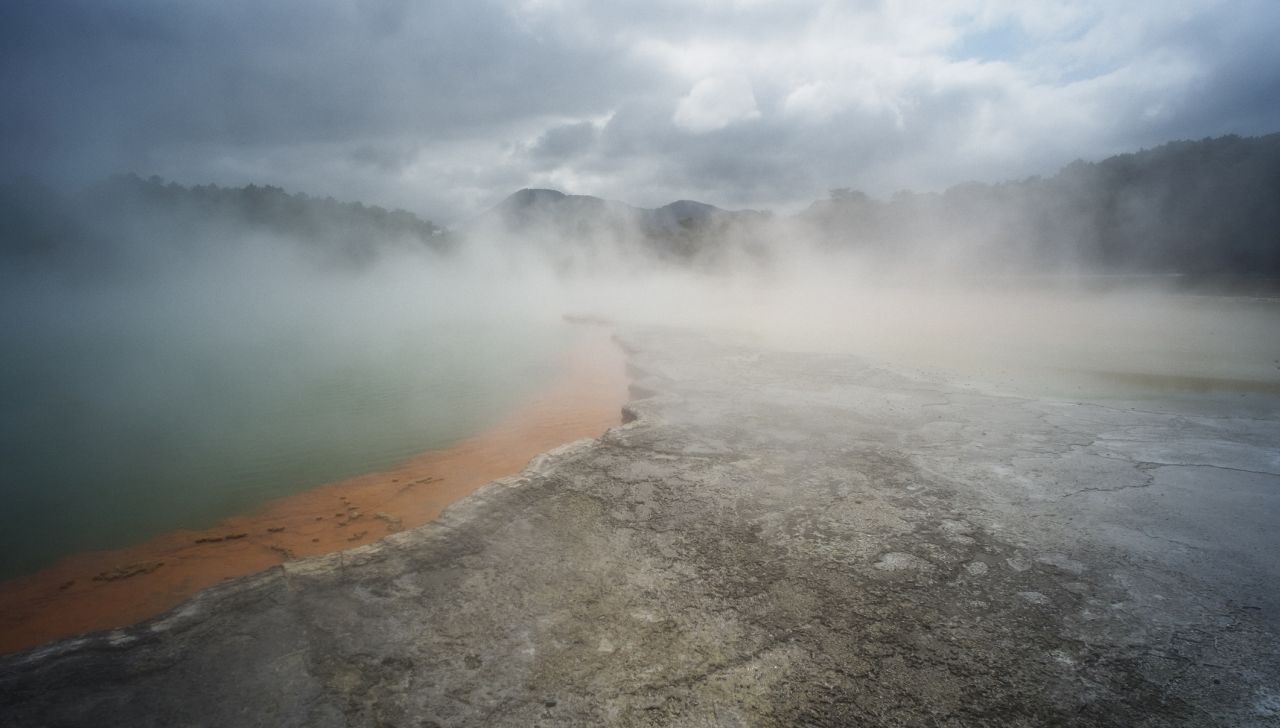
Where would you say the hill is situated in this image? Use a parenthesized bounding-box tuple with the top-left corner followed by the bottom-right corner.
(474, 188, 773, 268)
(5, 133, 1277, 280)
(798, 133, 1280, 279)
(0, 174, 450, 273)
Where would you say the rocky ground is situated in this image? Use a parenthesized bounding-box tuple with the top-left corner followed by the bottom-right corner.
(3, 327, 1278, 726)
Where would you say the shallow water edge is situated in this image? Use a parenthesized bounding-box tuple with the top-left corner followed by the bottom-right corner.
(0, 329, 627, 655)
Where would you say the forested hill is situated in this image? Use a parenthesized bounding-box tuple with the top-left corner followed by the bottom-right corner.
(474, 188, 773, 269)
(799, 133, 1280, 278)
(0, 174, 449, 272)
(4, 134, 1278, 279)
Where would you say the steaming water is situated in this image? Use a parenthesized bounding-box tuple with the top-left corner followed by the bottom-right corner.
(5, 256, 1279, 583)
(747, 287, 1280, 411)
(0, 310, 572, 580)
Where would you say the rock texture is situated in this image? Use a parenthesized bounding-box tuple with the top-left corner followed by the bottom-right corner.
(3, 327, 1279, 726)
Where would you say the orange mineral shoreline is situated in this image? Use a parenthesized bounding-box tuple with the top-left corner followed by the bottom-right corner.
(0, 327, 628, 655)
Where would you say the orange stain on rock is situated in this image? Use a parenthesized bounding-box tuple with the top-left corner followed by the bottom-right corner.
(0, 328, 627, 655)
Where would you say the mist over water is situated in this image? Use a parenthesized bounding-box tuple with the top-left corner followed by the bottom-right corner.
(3, 148, 1280, 581)
(465, 193, 1280, 406)
(0, 238, 576, 579)
(574, 264, 1280, 406)
(714, 272, 1280, 403)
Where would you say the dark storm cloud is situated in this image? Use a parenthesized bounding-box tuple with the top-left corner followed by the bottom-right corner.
(3, 1, 1279, 220)
(1125, 4, 1280, 144)
(1, 1, 626, 148)
(0, 0, 646, 215)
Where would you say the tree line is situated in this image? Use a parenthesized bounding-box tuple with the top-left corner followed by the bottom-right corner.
(800, 133, 1280, 281)
(0, 174, 449, 272)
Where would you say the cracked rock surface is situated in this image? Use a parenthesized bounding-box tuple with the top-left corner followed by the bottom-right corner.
(3, 327, 1279, 726)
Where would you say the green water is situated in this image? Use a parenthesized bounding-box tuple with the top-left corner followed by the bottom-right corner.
(0, 286, 570, 580)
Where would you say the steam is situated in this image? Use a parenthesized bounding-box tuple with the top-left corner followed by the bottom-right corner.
(3, 171, 1279, 579)
(449, 183, 1274, 389)
(4, 173, 1278, 415)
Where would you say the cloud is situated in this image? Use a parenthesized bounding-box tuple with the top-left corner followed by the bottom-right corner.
(2, 0, 1278, 221)
(673, 77, 761, 133)
(527, 121, 601, 164)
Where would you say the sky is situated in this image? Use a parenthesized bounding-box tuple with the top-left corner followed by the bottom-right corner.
(3, 0, 1280, 223)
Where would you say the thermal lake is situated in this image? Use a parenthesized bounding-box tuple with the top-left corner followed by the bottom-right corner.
(4, 269, 1278, 586)
(0, 271, 579, 581)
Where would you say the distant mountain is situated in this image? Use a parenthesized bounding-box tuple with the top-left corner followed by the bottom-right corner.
(649, 200, 729, 238)
(475, 188, 772, 266)
(485, 189, 638, 242)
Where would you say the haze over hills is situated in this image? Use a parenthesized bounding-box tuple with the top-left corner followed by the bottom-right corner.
(473, 188, 773, 268)
(470, 133, 1280, 282)
(799, 133, 1280, 280)
(2, 133, 1278, 282)
(0, 174, 451, 275)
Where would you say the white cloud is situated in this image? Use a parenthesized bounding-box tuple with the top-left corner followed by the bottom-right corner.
(673, 76, 762, 133)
